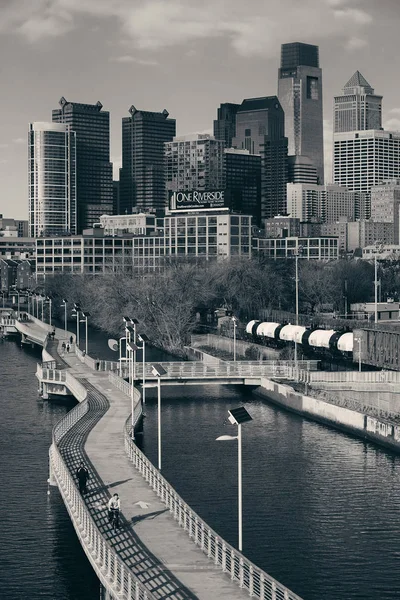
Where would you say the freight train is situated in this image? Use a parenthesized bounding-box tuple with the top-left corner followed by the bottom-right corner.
(246, 320, 354, 358)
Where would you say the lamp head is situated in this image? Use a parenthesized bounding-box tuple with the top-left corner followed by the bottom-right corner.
(127, 342, 139, 352)
(130, 318, 139, 325)
(138, 333, 149, 342)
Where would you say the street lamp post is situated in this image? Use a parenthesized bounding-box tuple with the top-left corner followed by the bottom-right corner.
(216, 407, 252, 552)
(232, 316, 238, 362)
(151, 363, 167, 470)
(138, 334, 149, 406)
(40, 295, 44, 321)
(374, 242, 383, 325)
(73, 303, 81, 347)
(46, 296, 52, 326)
(128, 342, 139, 433)
(82, 311, 90, 354)
(61, 299, 68, 332)
(130, 318, 139, 379)
(293, 245, 303, 365)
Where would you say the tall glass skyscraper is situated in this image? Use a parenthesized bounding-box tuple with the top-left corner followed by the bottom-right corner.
(334, 71, 382, 133)
(278, 42, 324, 183)
(232, 96, 288, 220)
(120, 105, 176, 214)
(52, 97, 113, 232)
(213, 103, 240, 148)
(28, 122, 76, 238)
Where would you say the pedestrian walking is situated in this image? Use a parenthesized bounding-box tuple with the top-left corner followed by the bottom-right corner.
(61, 341, 66, 353)
(66, 343, 70, 353)
(76, 461, 90, 495)
(69, 335, 73, 344)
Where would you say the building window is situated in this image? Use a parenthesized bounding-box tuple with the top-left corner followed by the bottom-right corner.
(307, 77, 319, 100)
(245, 129, 251, 137)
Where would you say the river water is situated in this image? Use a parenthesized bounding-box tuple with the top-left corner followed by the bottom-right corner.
(1, 330, 400, 599)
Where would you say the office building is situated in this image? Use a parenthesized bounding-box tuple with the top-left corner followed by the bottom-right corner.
(213, 103, 240, 148)
(334, 71, 382, 133)
(320, 219, 350, 254)
(113, 181, 120, 215)
(278, 42, 324, 183)
(28, 122, 76, 238)
(0, 216, 28, 238)
(287, 155, 318, 184)
(99, 213, 159, 236)
(233, 96, 288, 220)
(165, 134, 224, 194)
(120, 105, 176, 214)
(35, 233, 164, 279)
(223, 149, 261, 225)
(0, 237, 35, 259)
(371, 180, 400, 244)
(253, 236, 338, 260)
(52, 97, 113, 232)
(287, 183, 359, 223)
(347, 220, 394, 250)
(263, 216, 301, 238)
(164, 212, 251, 260)
(333, 130, 400, 219)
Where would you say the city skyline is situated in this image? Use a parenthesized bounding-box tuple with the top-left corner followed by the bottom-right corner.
(0, 0, 399, 219)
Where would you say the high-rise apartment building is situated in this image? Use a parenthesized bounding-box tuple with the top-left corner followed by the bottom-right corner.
(278, 42, 324, 183)
(52, 98, 113, 232)
(223, 149, 261, 225)
(371, 180, 400, 243)
(165, 134, 224, 194)
(120, 106, 176, 214)
(232, 96, 288, 219)
(334, 71, 382, 133)
(28, 122, 76, 238)
(287, 183, 362, 223)
(333, 130, 400, 218)
(213, 103, 240, 148)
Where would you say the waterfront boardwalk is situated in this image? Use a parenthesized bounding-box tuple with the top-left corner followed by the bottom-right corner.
(55, 343, 273, 599)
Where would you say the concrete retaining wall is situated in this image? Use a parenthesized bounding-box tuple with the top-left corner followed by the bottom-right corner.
(255, 378, 400, 454)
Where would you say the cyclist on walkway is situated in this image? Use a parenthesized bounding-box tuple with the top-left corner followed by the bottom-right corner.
(108, 493, 121, 529)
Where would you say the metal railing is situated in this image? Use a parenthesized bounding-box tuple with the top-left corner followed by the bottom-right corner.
(108, 372, 143, 429)
(40, 367, 67, 382)
(124, 423, 303, 600)
(99, 361, 306, 380)
(298, 369, 400, 384)
(50, 377, 155, 600)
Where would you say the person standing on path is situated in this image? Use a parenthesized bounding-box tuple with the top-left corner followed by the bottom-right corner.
(69, 335, 73, 345)
(76, 462, 90, 495)
(66, 343, 70, 353)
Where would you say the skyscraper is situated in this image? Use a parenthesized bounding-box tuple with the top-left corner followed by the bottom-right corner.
(165, 134, 224, 193)
(334, 71, 382, 133)
(52, 98, 113, 232)
(371, 180, 400, 244)
(28, 122, 76, 238)
(333, 130, 400, 218)
(213, 103, 240, 148)
(223, 149, 261, 225)
(278, 42, 324, 183)
(120, 105, 176, 214)
(232, 96, 288, 220)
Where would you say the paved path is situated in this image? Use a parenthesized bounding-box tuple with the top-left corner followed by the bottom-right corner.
(57, 344, 251, 600)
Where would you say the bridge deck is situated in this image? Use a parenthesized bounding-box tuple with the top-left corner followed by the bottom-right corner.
(59, 346, 256, 599)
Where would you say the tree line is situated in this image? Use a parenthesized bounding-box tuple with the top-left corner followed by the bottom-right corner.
(43, 256, 396, 354)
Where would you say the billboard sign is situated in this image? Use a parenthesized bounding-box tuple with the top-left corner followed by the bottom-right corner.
(169, 190, 225, 211)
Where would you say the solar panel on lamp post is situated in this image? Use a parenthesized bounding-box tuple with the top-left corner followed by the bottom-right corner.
(216, 406, 252, 552)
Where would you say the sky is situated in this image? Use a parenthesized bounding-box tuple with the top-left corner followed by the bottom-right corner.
(1, 0, 400, 220)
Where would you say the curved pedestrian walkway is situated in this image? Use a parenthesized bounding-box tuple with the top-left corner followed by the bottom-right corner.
(54, 344, 269, 599)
